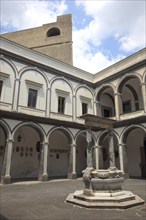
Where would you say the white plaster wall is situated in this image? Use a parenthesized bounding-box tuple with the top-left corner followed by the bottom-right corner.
(76, 87, 93, 117)
(0, 59, 15, 105)
(47, 130, 68, 177)
(11, 126, 40, 178)
(0, 127, 5, 178)
(19, 69, 47, 110)
(50, 79, 73, 115)
(76, 134, 87, 176)
(127, 128, 145, 177)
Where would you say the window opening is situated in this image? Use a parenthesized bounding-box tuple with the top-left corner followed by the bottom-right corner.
(0, 80, 3, 98)
(123, 100, 131, 113)
(28, 88, 37, 108)
(82, 102, 88, 115)
(58, 96, 65, 114)
(47, 27, 60, 37)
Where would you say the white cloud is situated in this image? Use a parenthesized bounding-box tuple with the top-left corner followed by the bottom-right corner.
(1, 0, 67, 31)
(75, 0, 145, 52)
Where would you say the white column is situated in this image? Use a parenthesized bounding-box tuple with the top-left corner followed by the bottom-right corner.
(72, 144, 76, 175)
(72, 95, 76, 121)
(96, 101, 102, 117)
(42, 142, 48, 180)
(141, 83, 146, 112)
(12, 78, 20, 111)
(46, 88, 51, 117)
(68, 144, 77, 179)
(94, 146, 99, 170)
(119, 143, 129, 177)
(2, 139, 14, 183)
(114, 93, 121, 120)
(119, 144, 124, 171)
(108, 131, 116, 169)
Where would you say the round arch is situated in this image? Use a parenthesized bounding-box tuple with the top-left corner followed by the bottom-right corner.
(50, 76, 74, 94)
(10, 122, 46, 180)
(19, 66, 49, 87)
(120, 124, 146, 178)
(97, 130, 120, 169)
(0, 55, 18, 78)
(75, 84, 94, 97)
(120, 124, 146, 144)
(12, 121, 46, 141)
(116, 73, 142, 94)
(47, 126, 74, 178)
(46, 27, 60, 37)
(95, 83, 115, 101)
(47, 126, 73, 145)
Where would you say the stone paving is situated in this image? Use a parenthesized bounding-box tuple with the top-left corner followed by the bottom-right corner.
(0, 178, 146, 220)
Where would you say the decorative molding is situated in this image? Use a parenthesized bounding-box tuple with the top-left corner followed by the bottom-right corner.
(25, 79, 43, 88)
(55, 88, 70, 97)
(0, 71, 9, 80)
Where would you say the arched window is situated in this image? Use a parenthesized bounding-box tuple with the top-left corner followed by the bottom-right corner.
(46, 27, 60, 37)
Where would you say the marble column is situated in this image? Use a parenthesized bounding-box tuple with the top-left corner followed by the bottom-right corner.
(94, 145, 99, 170)
(114, 92, 121, 120)
(1, 139, 14, 184)
(118, 143, 124, 171)
(12, 78, 20, 111)
(68, 144, 77, 179)
(46, 88, 51, 117)
(96, 101, 102, 117)
(141, 83, 146, 112)
(38, 142, 48, 181)
(72, 95, 76, 121)
(86, 129, 93, 168)
(108, 131, 116, 169)
(119, 143, 129, 178)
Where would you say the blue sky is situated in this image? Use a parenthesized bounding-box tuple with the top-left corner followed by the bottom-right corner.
(1, 0, 145, 73)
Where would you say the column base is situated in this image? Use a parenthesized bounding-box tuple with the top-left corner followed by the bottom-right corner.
(1, 175, 11, 184)
(68, 172, 77, 179)
(42, 173, 48, 181)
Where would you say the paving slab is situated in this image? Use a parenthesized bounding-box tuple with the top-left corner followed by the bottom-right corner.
(0, 178, 146, 220)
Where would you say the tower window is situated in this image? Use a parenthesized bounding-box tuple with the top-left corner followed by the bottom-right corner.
(47, 27, 60, 37)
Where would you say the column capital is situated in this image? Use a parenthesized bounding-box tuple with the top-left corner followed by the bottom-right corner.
(114, 92, 122, 96)
(6, 138, 14, 143)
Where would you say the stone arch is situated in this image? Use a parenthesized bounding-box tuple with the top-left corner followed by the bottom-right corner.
(0, 119, 11, 139)
(97, 130, 120, 169)
(12, 121, 46, 141)
(0, 120, 11, 180)
(116, 73, 142, 94)
(0, 55, 18, 78)
(50, 76, 74, 94)
(19, 66, 49, 86)
(96, 83, 115, 101)
(75, 130, 96, 176)
(50, 77, 74, 115)
(116, 73, 143, 114)
(120, 124, 146, 178)
(47, 126, 74, 178)
(120, 124, 146, 144)
(75, 84, 94, 96)
(75, 84, 94, 117)
(95, 84, 115, 117)
(143, 70, 146, 83)
(10, 122, 46, 180)
(47, 126, 73, 145)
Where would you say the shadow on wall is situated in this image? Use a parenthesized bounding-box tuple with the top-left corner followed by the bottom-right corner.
(0, 214, 9, 220)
